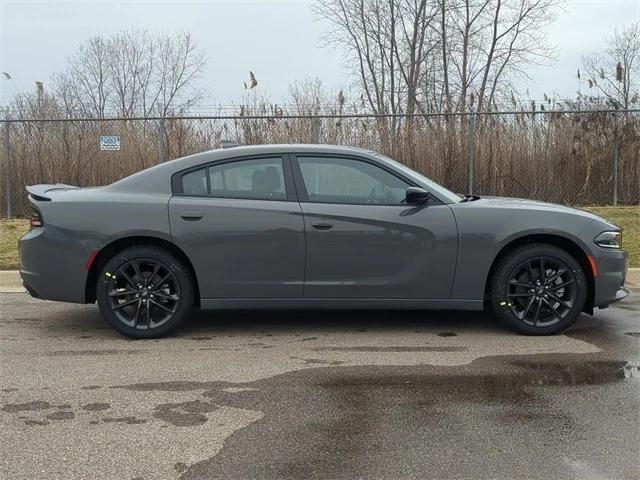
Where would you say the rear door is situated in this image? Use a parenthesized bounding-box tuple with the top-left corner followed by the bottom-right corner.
(169, 155, 305, 299)
(291, 154, 458, 299)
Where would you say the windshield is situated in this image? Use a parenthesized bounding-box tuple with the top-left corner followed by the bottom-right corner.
(372, 153, 464, 203)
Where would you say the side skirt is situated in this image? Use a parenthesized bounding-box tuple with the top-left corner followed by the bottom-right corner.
(200, 298, 484, 311)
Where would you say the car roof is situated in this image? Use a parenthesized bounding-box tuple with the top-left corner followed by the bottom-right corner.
(210, 143, 376, 156)
(107, 144, 381, 195)
(105, 143, 461, 204)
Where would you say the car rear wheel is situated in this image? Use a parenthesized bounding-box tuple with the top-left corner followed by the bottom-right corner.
(96, 246, 194, 339)
(489, 244, 588, 335)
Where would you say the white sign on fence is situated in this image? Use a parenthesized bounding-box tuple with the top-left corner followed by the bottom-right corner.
(100, 135, 121, 151)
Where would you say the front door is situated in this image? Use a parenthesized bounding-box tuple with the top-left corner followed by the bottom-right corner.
(169, 156, 305, 299)
(292, 155, 458, 299)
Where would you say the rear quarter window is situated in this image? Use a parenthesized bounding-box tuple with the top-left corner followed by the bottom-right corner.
(181, 168, 208, 196)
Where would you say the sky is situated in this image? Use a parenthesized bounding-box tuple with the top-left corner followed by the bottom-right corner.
(1, 0, 639, 110)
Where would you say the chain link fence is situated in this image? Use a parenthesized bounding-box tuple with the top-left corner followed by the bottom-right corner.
(1, 110, 639, 218)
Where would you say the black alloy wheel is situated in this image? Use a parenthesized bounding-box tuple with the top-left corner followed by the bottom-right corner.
(490, 244, 587, 335)
(505, 256, 578, 328)
(107, 258, 180, 330)
(97, 246, 194, 338)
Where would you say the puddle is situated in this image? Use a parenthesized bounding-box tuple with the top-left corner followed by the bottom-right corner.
(82, 402, 111, 411)
(1, 401, 50, 412)
(40, 349, 142, 356)
(179, 357, 640, 480)
(509, 359, 640, 385)
(313, 346, 466, 352)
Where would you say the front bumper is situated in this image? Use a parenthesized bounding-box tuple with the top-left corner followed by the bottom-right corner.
(593, 247, 629, 308)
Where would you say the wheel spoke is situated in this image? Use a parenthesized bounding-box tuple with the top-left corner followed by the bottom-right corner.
(550, 279, 575, 291)
(547, 292, 572, 309)
(149, 298, 174, 313)
(156, 272, 173, 287)
(152, 291, 179, 302)
(146, 302, 151, 328)
(509, 279, 531, 288)
(113, 298, 138, 310)
(526, 261, 535, 281)
(147, 263, 161, 286)
(544, 269, 566, 285)
(117, 268, 138, 289)
(131, 261, 144, 285)
(133, 300, 142, 326)
(507, 292, 533, 298)
(539, 258, 546, 282)
(532, 299, 542, 326)
(542, 298, 562, 320)
(109, 289, 136, 298)
(520, 296, 536, 319)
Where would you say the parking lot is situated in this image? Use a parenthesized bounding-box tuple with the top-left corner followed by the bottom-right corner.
(1, 284, 639, 480)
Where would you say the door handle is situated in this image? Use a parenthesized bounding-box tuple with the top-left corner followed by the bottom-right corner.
(311, 220, 334, 230)
(180, 211, 203, 221)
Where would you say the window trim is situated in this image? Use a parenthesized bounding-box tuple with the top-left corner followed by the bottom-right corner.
(291, 153, 441, 206)
(171, 154, 297, 202)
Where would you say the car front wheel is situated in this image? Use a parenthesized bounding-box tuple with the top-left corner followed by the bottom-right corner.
(489, 244, 588, 335)
(96, 246, 194, 339)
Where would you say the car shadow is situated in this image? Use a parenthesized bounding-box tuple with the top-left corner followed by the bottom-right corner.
(179, 308, 504, 337)
(28, 297, 606, 340)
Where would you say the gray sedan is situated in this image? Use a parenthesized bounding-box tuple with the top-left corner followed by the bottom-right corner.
(19, 144, 628, 338)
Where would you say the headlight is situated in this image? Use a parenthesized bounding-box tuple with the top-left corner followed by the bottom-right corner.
(594, 231, 622, 249)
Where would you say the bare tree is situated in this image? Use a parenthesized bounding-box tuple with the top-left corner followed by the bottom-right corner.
(314, 0, 437, 116)
(153, 31, 207, 116)
(582, 22, 640, 109)
(51, 37, 111, 117)
(432, 0, 560, 112)
(51, 29, 207, 118)
(315, 0, 560, 114)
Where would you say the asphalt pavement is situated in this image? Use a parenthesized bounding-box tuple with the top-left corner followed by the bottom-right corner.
(1, 281, 638, 480)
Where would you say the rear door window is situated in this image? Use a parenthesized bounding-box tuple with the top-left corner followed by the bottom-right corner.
(178, 157, 287, 200)
(208, 158, 286, 200)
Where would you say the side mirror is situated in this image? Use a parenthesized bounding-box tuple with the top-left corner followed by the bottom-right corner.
(405, 187, 430, 204)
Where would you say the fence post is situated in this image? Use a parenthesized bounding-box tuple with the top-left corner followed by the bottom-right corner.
(467, 108, 476, 195)
(157, 117, 166, 163)
(313, 117, 321, 144)
(612, 111, 619, 207)
(3, 119, 11, 219)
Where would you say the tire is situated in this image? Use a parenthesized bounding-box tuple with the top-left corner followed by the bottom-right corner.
(489, 243, 588, 335)
(96, 246, 194, 339)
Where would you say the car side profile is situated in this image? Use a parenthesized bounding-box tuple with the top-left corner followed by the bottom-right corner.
(19, 144, 629, 338)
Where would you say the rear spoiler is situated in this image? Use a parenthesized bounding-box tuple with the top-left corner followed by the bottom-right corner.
(26, 184, 78, 202)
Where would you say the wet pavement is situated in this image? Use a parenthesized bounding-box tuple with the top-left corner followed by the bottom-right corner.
(1, 290, 638, 479)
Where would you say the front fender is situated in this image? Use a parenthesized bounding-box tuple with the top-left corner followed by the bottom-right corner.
(449, 205, 594, 301)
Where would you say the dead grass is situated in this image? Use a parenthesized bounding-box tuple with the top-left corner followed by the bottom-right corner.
(0, 207, 637, 270)
(586, 206, 639, 268)
(1, 111, 639, 217)
(0, 219, 29, 270)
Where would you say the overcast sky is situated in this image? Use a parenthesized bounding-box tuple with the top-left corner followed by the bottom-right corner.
(1, 0, 639, 109)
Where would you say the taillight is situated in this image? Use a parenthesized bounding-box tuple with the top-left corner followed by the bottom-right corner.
(30, 208, 43, 228)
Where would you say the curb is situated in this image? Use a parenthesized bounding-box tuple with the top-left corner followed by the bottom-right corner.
(2, 268, 639, 293)
(0, 271, 25, 292)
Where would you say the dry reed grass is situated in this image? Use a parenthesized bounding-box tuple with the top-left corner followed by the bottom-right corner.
(1, 110, 638, 217)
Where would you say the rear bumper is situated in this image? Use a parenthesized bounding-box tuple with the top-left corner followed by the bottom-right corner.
(22, 280, 41, 299)
(593, 248, 629, 308)
(19, 226, 90, 304)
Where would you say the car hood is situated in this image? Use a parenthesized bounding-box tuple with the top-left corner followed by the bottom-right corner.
(470, 196, 615, 226)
